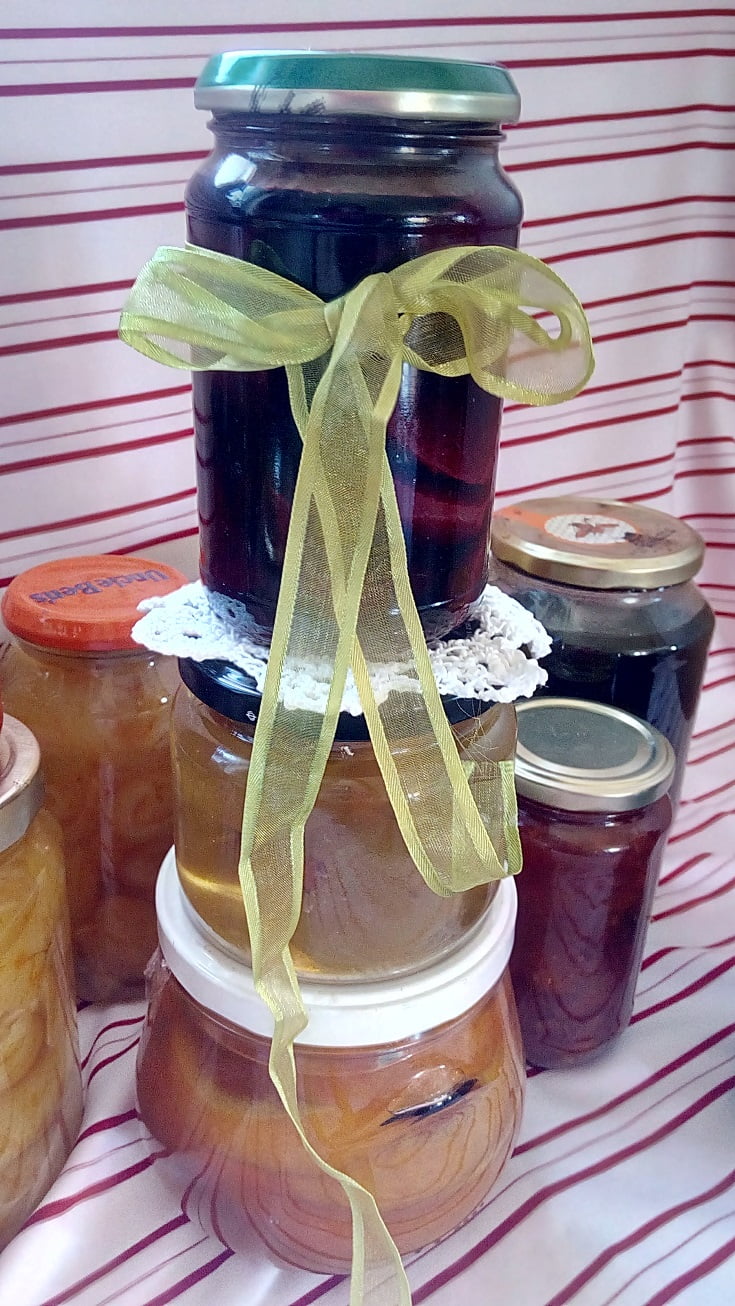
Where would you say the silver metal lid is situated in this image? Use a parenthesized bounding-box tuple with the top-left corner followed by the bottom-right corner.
(194, 51, 520, 123)
(0, 714, 43, 854)
(515, 698, 675, 812)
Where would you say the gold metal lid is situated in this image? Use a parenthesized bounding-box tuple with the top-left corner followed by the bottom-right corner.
(492, 496, 706, 589)
(0, 714, 43, 854)
(515, 698, 675, 812)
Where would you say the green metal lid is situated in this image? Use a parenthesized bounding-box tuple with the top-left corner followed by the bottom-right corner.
(195, 51, 520, 122)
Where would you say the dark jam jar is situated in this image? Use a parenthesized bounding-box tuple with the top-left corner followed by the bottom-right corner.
(187, 51, 523, 641)
(509, 698, 675, 1070)
(489, 497, 714, 806)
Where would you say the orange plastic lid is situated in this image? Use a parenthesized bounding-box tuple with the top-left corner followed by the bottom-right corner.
(1, 554, 188, 652)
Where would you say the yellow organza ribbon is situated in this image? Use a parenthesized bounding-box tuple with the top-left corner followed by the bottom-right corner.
(120, 243, 593, 1305)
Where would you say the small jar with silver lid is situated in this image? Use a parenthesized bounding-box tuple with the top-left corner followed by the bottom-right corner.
(509, 697, 675, 1070)
(0, 707, 83, 1247)
(488, 496, 714, 805)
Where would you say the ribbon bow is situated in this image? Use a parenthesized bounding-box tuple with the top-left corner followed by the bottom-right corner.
(120, 243, 593, 1306)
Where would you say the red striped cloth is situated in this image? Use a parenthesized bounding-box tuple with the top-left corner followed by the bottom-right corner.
(0, 3, 733, 1303)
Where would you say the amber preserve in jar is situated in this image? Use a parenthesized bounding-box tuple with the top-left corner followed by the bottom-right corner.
(0, 710, 82, 1248)
(187, 51, 523, 642)
(489, 496, 714, 805)
(509, 699, 675, 1069)
(172, 657, 517, 978)
(137, 855, 524, 1271)
(1, 555, 187, 1002)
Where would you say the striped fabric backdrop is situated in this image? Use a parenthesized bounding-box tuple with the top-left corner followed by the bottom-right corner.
(1, 2, 734, 1304)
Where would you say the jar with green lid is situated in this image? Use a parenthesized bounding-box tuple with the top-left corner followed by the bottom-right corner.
(488, 496, 715, 805)
(187, 50, 523, 642)
(509, 697, 675, 1069)
(0, 708, 82, 1248)
(171, 656, 518, 979)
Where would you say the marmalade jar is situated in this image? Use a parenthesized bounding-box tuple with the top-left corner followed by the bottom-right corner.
(172, 656, 517, 978)
(509, 698, 675, 1069)
(489, 496, 714, 806)
(0, 710, 82, 1248)
(187, 51, 523, 641)
(1, 555, 187, 1002)
(137, 855, 524, 1272)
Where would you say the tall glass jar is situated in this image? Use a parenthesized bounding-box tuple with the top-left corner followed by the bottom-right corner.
(0, 710, 82, 1248)
(187, 51, 523, 641)
(172, 656, 517, 979)
(489, 497, 714, 806)
(137, 856, 524, 1272)
(1, 555, 187, 1002)
(509, 698, 675, 1069)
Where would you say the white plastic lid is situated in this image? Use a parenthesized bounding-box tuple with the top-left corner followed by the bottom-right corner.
(156, 849, 517, 1047)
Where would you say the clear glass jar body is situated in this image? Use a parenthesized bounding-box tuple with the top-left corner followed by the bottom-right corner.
(1, 641, 179, 1002)
(187, 114, 523, 641)
(0, 808, 82, 1248)
(136, 956, 525, 1272)
(172, 684, 517, 978)
(487, 556, 714, 806)
(510, 793, 673, 1069)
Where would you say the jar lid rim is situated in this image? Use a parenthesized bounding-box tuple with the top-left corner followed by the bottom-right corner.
(491, 496, 706, 589)
(195, 50, 520, 123)
(156, 851, 517, 1045)
(1, 555, 188, 652)
(515, 698, 675, 811)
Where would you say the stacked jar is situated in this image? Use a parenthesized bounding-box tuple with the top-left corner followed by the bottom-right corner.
(135, 50, 530, 1273)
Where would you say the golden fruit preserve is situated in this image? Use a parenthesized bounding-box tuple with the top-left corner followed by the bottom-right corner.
(0, 714, 82, 1248)
(137, 861, 524, 1272)
(172, 658, 517, 978)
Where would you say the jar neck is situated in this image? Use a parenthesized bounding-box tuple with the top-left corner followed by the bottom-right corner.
(518, 793, 649, 825)
(13, 635, 158, 665)
(207, 111, 504, 163)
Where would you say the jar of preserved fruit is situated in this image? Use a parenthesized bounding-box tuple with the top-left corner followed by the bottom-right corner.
(137, 853, 524, 1271)
(509, 698, 675, 1069)
(172, 656, 517, 978)
(0, 710, 82, 1248)
(489, 496, 714, 806)
(187, 51, 523, 641)
(1, 555, 187, 1003)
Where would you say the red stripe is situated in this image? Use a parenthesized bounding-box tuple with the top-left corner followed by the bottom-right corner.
(25, 1152, 167, 1227)
(546, 1168, 735, 1306)
(497, 450, 673, 498)
(85, 1037, 140, 1088)
(81, 1015, 145, 1070)
(502, 396, 717, 455)
(0, 277, 134, 307)
(658, 852, 710, 886)
(652, 873, 735, 921)
(670, 809, 735, 843)
(0, 384, 190, 431)
(39, 1214, 191, 1306)
(5, 12, 735, 39)
(525, 197, 735, 232)
(0, 328, 118, 356)
(412, 1076, 735, 1302)
(644, 1233, 735, 1305)
(546, 229, 735, 266)
(515, 1025, 735, 1159)
(514, 101, 735, 132)
(631, 957, 735, 1025)
(506, 138, 735, 174)
(0, 199, 182, 232)
(0, 487, 195, 545)
(2, 426, 192, 476)
(76, 1109, 139, 1143)
(689, 739, 735, 766)
(140, 1249, 235, 1306)
(107, 525, 198, 558)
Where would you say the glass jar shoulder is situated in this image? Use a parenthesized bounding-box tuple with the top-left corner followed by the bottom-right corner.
(517, 795, 671, 856)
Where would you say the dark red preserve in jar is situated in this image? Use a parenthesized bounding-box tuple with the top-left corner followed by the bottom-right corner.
(509, 698, 675, 1069)
(187, 51, 523, 641)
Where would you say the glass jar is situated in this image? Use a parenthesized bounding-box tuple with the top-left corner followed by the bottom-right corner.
(509, 698, 675, 1069)
(137, 855, 524, 1272)
(0, 710, 82, 1248)
(187, 51, 523, 641)
(172, 656, 517, 978)
(1, 555, 187, 1002)
(489, 496, 715, 806)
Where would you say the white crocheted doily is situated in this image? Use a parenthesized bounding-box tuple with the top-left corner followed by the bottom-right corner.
(133, 582, 550, 714)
